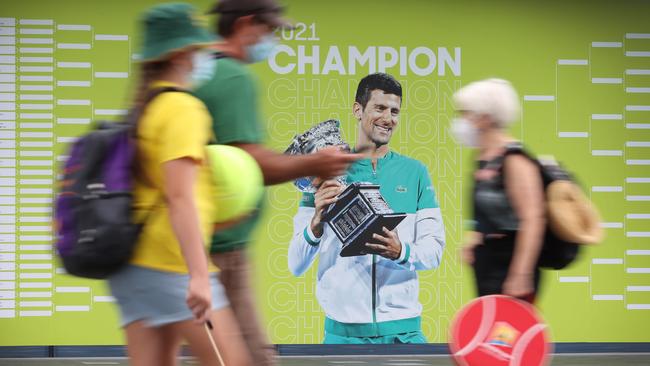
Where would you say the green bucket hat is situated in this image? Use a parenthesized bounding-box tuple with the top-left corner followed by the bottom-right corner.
(140, 2, 215, 61)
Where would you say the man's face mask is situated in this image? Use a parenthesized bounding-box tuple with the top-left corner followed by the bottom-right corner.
(245, 33, 279, 63)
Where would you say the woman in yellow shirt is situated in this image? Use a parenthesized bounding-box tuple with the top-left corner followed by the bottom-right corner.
(108, 3, 251, 365)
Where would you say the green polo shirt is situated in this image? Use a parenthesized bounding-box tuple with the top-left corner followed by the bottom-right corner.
(195, 55, 265, 253)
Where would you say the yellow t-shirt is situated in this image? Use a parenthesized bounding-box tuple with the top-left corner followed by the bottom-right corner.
(130, 82, 216, 273)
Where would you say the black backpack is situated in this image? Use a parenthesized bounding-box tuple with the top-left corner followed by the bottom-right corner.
(475, 143, 602, 270)
(54, 87, 181, 279)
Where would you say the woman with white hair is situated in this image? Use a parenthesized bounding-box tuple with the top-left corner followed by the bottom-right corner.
(454, 78, 545, 303)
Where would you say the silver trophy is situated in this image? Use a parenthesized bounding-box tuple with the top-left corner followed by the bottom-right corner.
(284, 119, 350, 192)
(285, 120, 406, 257)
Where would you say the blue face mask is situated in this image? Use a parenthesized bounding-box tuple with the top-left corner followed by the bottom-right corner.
(190, 50, 217, 87)
(245, 34, 279, 63)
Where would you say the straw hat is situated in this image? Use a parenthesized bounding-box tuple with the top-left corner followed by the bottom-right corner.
(547, 180, 603, 244)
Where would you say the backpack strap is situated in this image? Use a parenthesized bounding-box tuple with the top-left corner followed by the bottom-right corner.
(213, 51, 230, 60)
(130, 86, 190, 188)
(501, 142, 543, 176)
(502, 141, 532, 160)
(503, 142, 574, 187)
(130, 86, 190, 221)
(126, 86, 187, 134)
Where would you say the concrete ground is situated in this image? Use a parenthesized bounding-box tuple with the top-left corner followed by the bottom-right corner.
(0, 354, 650, 366)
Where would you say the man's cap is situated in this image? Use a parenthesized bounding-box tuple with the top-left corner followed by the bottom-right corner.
(140, 2, 215, 61)
(207, 0, 293, 29)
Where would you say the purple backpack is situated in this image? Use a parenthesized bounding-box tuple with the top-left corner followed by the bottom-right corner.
(54, 87, 179, 279)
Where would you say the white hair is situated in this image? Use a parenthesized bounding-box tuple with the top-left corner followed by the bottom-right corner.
(453, 78, 521, 128)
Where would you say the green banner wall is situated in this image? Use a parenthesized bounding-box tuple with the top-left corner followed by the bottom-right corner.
(0, 0, 649, 345)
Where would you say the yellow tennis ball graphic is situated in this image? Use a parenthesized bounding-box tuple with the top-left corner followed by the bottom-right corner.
(206, 145, 264, 223)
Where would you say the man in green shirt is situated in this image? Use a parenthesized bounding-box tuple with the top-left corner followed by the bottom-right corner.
(196, 1, 360, 364)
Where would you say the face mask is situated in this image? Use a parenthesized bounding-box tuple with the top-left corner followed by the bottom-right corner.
(452, 117, 479, 147)
(190, 50, 217, 87)
(245, 34, 279, 63)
